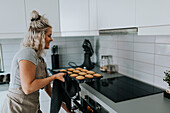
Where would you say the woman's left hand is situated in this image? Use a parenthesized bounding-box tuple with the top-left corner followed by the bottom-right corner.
(53, 73, 66, 82)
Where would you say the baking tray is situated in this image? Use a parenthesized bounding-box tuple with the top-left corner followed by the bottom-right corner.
(48, 69, 103, 83)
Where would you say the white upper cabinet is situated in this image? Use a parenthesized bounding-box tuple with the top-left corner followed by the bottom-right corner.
(25, 0, 60, 35)
(59, 0, 89, 32)
(136, 0, 170, 27)
(0, 0, 26, 38)
(59, 0, 98, 36)
(136, 0, 170, 35)
(97, 0, 136, 30)
(25, 0, 98, 37)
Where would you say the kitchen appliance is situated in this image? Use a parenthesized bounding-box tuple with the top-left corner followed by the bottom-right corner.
(100, 55, 116, 73)
(51, 45, 59, 69)
(81, 39, 94, 70)
(86, 76, 164, 103)
(72, 95, 109, 113)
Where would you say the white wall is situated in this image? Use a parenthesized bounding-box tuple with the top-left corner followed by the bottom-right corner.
(94, 34, 170, 89)
(0, 36, 94, 72)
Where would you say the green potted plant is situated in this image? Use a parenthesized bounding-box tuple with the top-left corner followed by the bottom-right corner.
(163, 71, 170, 86)
(163, 70, 170, 98)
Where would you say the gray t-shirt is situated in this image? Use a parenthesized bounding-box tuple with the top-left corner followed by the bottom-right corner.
(9, 47, 47, 89)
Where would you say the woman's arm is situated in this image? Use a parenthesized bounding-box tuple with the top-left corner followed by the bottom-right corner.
(19, 60, 65, 95)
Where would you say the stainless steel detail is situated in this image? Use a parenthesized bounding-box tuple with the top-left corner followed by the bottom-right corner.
(99, 27, 138, 35)
(0, 44, 4, 72)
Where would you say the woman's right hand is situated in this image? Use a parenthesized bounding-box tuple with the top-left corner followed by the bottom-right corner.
(53, 73, 66, 82)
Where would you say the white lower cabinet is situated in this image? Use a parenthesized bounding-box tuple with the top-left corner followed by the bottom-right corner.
(0, 91, 8, 111)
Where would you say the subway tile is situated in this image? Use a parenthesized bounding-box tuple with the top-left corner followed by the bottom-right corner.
(67, 47, 83, 54)
(134, 43, 154, 53)
(66, 41, 82, 48)
(118, 50, 133, 60)
(2, 45, 20, 52)
(155, 44, 170, 55)
(154, 76, 168, 89)
(134, 70, 154, 85)
(117, 34, 134, 42)
(99, 48, 117, 57)
(154, 65, 169, 77)
(134, 61, 154, 74)
(99, 40, 117, 49)
(134, 52, 154, 64)
(118, 42, 133, 51)
(155, 55, 170, 67)
(155, 36, 170, 44)
(119, 66, 134, 78)
(134, 35, 155, 43)
(118, 58, 134, 69)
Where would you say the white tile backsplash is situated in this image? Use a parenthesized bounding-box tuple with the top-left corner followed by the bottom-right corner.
(95, 34, 170, 89)
(133, 70, 154, 85)
(0, 36, 93, 72)
(134, 35, 155, 43)
(134, 43, 154, 53)
(118, 50, 133, 60)
(134, 61, 154, 74)
(154, 65, 169, 77)
(155, 35, 170, 44)
(134, 52, 154, 64)
(155, 55, 170, 67)
(118, 42, 134, 51)
(2, 34, 170, 90)
(155, 44, 170, 55)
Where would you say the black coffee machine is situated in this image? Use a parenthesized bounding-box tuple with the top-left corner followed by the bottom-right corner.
(81, 39, 94, 70)
(51, 45, 59, 69)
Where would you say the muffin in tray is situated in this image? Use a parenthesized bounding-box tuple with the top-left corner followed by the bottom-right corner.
(70, 74, 78, 77)
(73, 70, 81, 74)
(59, 69, 67, 72)
(67, 71, 72, 75)
(76, 67, 82, 70)
(87, 71, 95, 74)
(85, 74, 93, 78)
(93, 73, 102, 77)
(81, 69, 88, 72)
(76, 76, 85, 80)
(67, 68, 75, 72)
(79, 72, 87, 76)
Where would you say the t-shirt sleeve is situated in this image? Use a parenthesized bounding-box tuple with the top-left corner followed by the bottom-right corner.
(17, 48, 38, 66)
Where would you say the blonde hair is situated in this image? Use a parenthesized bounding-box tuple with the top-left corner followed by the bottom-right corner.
(22, 10, 52, 57)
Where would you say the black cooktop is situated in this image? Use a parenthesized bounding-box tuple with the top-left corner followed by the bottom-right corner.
(86, 76, 164, 103)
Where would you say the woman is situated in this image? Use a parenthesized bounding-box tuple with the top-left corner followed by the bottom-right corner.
(1, 10, 70, 113)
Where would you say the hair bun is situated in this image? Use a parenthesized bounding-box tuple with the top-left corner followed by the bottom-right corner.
(30, 10, 41, 21)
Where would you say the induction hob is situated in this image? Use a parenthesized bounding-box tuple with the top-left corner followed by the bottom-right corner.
(86, 76, 164, 103)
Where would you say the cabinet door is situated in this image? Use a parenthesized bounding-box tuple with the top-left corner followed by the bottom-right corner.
(59, 0, 89, 32)
(97, 0, 136, 30)
(0, 0, 26, 38)
(25, 0, 60, 34)
(136, 0, 170, 27)
(0, 91, 8, 110)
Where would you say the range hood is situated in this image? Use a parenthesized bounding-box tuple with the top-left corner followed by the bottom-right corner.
(99, 27, 138, 35)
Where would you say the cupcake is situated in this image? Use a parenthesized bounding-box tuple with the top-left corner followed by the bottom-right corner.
(79, 72, 87, 76)
(93, 73, 102, 77)
(87, 71, 95, 74)
(70, 74, 78, 77)
(76, 76, 85, 80)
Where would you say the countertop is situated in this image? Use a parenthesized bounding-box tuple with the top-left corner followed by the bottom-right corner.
(81, 67, 170, 113)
